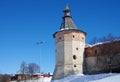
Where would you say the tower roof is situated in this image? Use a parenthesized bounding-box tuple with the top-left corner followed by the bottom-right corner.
(60, 4, 77, 30)
(53, 4, 87, 38)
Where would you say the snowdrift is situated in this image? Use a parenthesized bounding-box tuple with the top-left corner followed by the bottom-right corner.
(52, 73, 120, 82)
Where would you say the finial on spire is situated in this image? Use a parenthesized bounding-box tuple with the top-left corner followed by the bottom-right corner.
(65, 4, 69, 10)
(64, 4, 71, 16)
(60, 4, 78, 30)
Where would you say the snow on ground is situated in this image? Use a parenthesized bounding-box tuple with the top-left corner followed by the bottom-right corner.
(11, 73, 120, 82)
(10, 77, 52, 82)
(91, 74, 120, 82)
(52, 73, 120, 82)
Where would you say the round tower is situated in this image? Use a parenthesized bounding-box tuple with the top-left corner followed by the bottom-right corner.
(52, 5, 87, 80)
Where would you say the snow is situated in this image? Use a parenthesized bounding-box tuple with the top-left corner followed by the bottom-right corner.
(10, 77, 52, 82)
(88, 40, 120, 48)
(52, 73, 120, 82)
(91, 74, 120, 82)
(88, 42, 103, 47)
(10, 73, 120, 82)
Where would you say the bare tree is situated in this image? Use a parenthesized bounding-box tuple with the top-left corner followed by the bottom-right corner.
(90, 33, 120, 44)
(89, 37, 98, 45)
(19, 61, 28, 80)
(20, 61, 28, 74)
(28, 63, 40, 79)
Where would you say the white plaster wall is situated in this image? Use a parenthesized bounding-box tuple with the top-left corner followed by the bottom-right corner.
(56, 42, 64, 65)
(72, 41, 85, 65)
(53, 31, 86, 80)
(64, 41, 73, 64)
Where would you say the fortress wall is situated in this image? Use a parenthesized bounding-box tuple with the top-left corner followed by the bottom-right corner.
(85, 57, 100, 74)
(84, 41, 120, 74)
(84, 53, 120, 74)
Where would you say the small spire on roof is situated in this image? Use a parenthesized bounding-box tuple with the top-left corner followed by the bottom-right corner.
(60, 4, 78, 30)
(65, 4, 69, 10)
(64, 4, 71, 16)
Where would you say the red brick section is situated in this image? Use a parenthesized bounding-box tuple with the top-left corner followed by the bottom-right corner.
(85, 41, 120, 58)
(54, 30, 85, 43)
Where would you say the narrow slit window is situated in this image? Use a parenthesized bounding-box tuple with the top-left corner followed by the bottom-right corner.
(95, 50, 97, 54)
(73, 35, 75, 38)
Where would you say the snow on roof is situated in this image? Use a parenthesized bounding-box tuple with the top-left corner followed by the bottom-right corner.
(87, 40, 120, 48)
(87, 42, 103, 48)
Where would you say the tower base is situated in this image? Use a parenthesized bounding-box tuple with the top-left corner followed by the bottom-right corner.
(52, 64, 83, 80)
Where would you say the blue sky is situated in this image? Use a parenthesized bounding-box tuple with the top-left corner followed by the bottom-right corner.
(0, 0, 120, 74)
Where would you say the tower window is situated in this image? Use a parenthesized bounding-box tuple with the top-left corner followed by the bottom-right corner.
(73, 55, 77, 60)
(82, 37, 84, 40)
(74, 65, 77, 67)
(73, 35, 75, 38)
(76, 48, 79, 50)
(59, 37, 62, 40)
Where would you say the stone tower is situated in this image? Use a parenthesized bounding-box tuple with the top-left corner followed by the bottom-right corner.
(52, 5, 86, 80)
